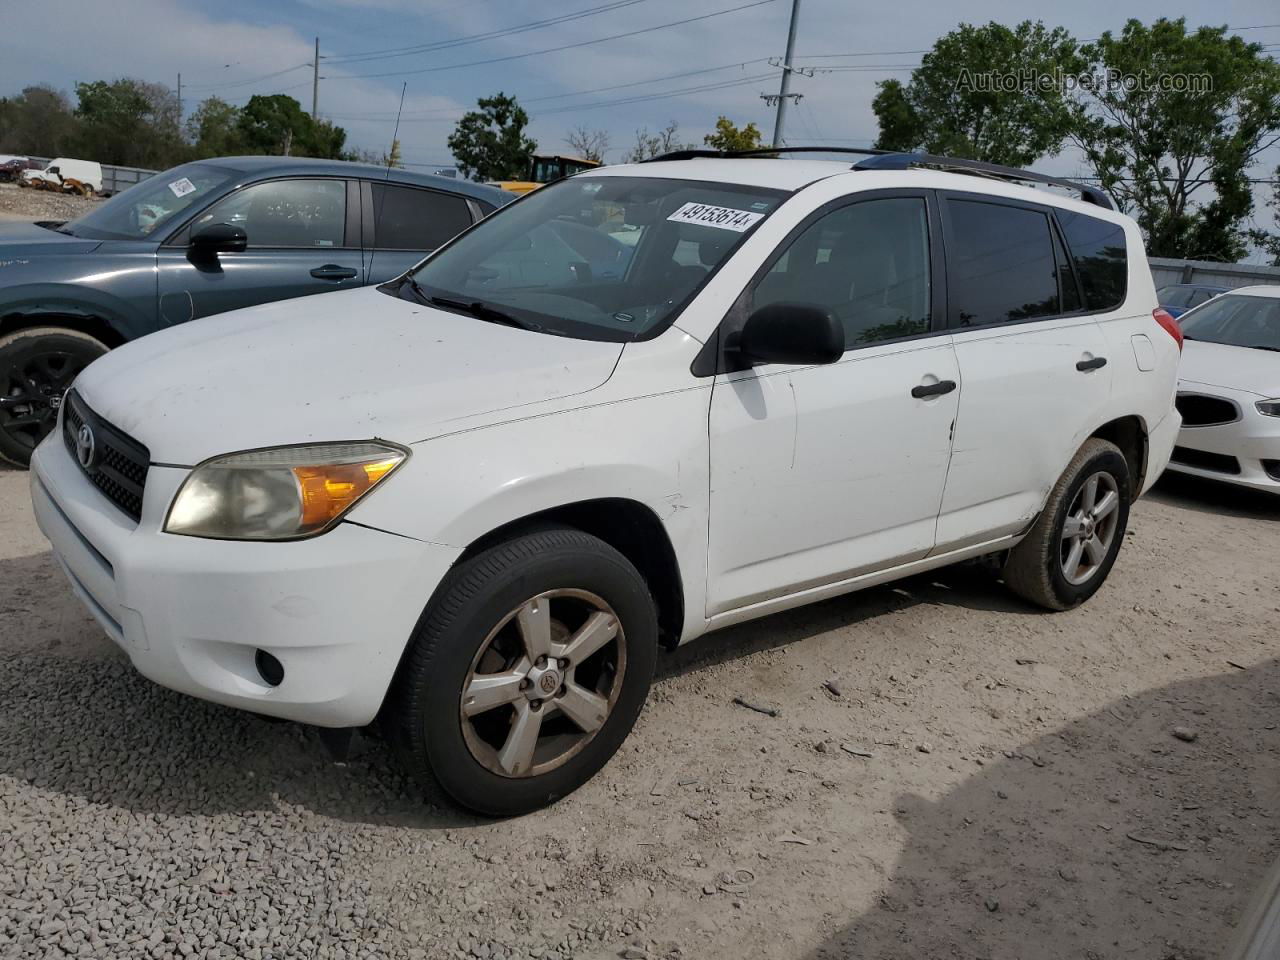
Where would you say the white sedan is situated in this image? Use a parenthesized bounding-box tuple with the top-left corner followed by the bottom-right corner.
(1169, 285, 1280, 493)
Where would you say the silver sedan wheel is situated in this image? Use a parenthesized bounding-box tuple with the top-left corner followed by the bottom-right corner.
(1060, 471, 1121, 586)
(459, 589, 626, 779)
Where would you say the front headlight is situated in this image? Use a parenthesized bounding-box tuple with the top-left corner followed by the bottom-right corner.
(1257, 399, 1280, 418)
(165, 442, 408, 540)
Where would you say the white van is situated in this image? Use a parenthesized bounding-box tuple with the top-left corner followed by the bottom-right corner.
(20, 157, 103, 195)
(31, 148, 1182, 815)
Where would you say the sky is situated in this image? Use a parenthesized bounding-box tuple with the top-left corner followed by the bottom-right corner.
(2, 0, 1278, 247)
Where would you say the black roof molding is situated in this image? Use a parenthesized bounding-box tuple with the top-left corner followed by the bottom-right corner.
(643, 146, 1113, 210)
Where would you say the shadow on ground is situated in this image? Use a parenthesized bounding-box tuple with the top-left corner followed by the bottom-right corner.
(1150, 472, 1280, 522)
(806, 658, 1280, 959)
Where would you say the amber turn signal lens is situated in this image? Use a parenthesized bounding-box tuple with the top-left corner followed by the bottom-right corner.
(294, 457, 401, 528)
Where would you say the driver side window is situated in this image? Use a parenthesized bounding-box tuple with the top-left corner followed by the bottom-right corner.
(191, 179, 347, 249)
(752, 196, 932, 349)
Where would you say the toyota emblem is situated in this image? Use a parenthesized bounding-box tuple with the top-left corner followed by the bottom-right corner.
(75, 423, 96, 470)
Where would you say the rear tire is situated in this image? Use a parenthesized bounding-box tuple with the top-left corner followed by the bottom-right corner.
(0, 327, 109, 468)
(385, 527, 658, 816)
(1003, 438, 1131, 610)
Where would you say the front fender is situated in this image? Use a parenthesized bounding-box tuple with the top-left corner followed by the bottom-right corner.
(1, 263, 156, 341)
(348, 386, 713, 640)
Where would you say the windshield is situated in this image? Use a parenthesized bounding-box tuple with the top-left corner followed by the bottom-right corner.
(1180, 294, 1280, 351)
(63, 162, 238, 240)
(397, 175, 786, 342)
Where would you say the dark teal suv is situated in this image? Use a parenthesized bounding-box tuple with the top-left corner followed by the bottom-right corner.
(0, 156, 511, 466)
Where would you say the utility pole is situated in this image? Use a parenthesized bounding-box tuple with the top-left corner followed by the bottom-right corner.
(770, 0, 802, 147)
(312, 37, 321, 118)
(176, 72, 182, 122)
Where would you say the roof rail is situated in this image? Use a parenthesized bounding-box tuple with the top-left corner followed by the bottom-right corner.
(852, 152, 1112, 209)
(643, 145, 1113, 210)
(644, 146, 892, 162)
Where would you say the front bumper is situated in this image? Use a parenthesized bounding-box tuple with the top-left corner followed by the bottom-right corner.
(30, 434, 462, 727)
(1167, 382, 1280, 494)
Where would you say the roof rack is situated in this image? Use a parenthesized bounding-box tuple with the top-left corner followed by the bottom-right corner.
(643, 145, 1113, 210)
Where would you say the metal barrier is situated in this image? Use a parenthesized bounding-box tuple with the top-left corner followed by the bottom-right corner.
(1149, 257, 1280, 291)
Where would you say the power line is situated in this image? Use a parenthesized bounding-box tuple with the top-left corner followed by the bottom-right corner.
(324, 0, 655, 65)
(537, 72, 780, 116)
(184, 62, 311, 92)
(325, 0, 781, 81)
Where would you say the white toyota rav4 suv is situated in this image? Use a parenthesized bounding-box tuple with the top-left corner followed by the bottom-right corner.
(30, 149, 1182, 815)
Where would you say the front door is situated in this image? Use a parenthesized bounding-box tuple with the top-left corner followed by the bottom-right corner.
(706, 192, 959, 616)
(155, 177, 363, 326)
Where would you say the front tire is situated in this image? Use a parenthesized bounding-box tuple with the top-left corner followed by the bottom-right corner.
(386, 527, 658, 816)
(1003, 437, 1131, 610)
(0, 327, 109, 468)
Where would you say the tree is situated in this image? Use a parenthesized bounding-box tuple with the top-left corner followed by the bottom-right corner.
(564, 125, 609, 164)
(447, 93, 536, 181)
(871, 21, 1083, 166)
(1071, 18, 1280, 261)
(74, 78, 183, 167)
(0, 85, 80, 157)
(236, 94, 346, 158)
(1246, 166, 1280, 266)
(703, 116, 763, 152)
(621, 121, 691, 162)
(186, 96, 244, 157)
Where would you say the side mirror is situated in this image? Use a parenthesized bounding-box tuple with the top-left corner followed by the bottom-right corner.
(739, 302, 844, 366)
(189, 223, 247, 256)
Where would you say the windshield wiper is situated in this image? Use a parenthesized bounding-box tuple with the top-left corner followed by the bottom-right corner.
(1243, 343, 1280, 352)
(398, 273, 430, 305)
(426, 295, 537, 331)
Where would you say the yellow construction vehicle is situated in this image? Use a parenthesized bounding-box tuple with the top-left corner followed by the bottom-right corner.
(489, 154, 600, 195)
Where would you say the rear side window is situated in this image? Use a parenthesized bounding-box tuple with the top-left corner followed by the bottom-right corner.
(945, 199, 1060, 327)
(1056, 210, 1127, 311)
(371, 183, 473, 250)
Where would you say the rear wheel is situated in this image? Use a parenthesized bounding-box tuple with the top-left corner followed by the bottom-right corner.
(385, 527, 658, 816)
(1003, 438, 1131, 610)
(0, 327, 108, 468)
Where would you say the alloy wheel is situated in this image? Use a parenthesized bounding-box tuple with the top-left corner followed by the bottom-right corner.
(459, 589, 626, 779)
(0, 348, 92, 456)
(1060, 471, 1121, 585)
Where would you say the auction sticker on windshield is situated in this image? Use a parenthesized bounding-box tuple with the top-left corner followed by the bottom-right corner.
(168, 177, 197, 198)
(667, 202, 764, 232)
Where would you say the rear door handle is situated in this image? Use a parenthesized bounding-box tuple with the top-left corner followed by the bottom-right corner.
(911, 379, 957, 399)
(1076, 356, 1108, 372)
(310, 264, 359, 281)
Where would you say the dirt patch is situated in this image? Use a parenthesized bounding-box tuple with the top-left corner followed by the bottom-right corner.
(0, 462, 1277, 958)
(0, 181, 102, 223)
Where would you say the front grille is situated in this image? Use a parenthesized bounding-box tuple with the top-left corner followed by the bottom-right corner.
(1175, 392, 1239, 427)
(1170, 445, 1241, 476)
(62, 390, 149, 521)
(1264, 460, 1280, 482)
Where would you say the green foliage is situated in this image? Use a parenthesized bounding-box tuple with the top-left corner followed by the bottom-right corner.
(0, 85, 79, 157)
(703, 116, 763, 152)
(74, 78, 183, 167)
(872, 20, 1083, 166)
(236, 94, 347, 158)
(1072, 18, 1280, 261)
(185, 96, 244, 158)
(447, 93, 536, 181)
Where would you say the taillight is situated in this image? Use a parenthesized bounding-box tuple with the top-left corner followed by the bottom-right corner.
(1154, 308, 1183, 351)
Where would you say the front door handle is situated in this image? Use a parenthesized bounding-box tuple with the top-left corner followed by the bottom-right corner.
(311, 264, 358, 281)
(911, 379, 957, 399)
(1076, 356, 1108, 372)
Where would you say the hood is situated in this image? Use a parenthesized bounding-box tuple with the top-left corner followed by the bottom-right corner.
(75, 286, 624, 465)
(0, 220, 104, 256)
(1179, 339, 1280, 398)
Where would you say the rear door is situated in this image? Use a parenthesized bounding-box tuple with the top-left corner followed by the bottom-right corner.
(155, 177, 363, 324)
(361, 180, 478, 283)
(934, 193, 1112, 551)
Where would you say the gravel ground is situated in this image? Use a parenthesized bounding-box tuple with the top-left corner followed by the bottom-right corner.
(1, 460, 1277, 960)
(0, 181, 102, 222)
